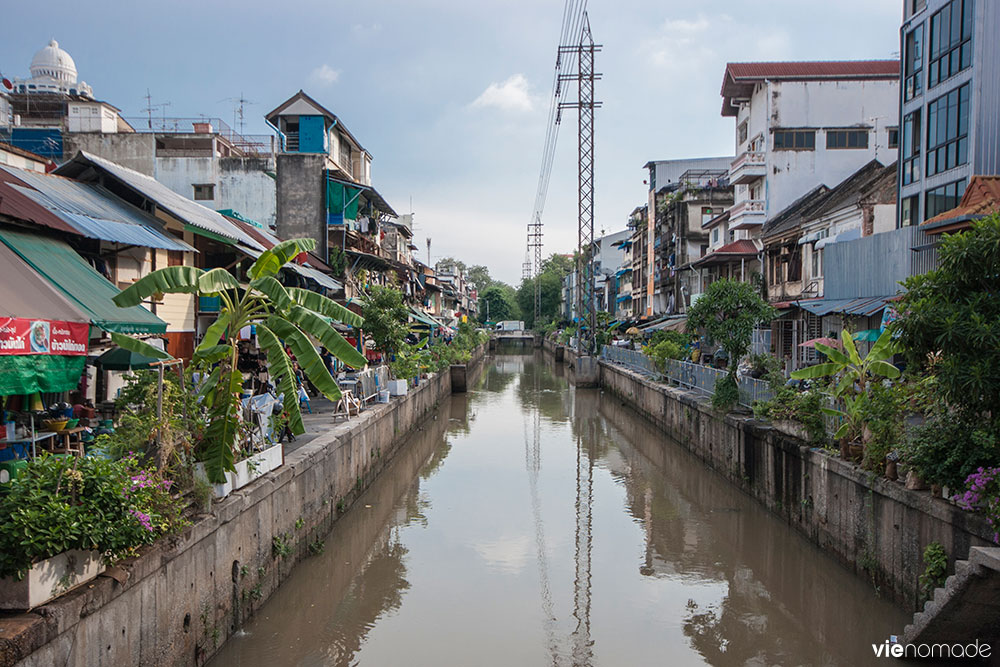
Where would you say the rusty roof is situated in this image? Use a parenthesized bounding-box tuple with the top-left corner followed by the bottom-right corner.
(721, 60, 900, 116)
(921, 175, 1000, 234)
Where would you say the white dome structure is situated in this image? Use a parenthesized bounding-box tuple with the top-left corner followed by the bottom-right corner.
(14, 39, 93, 98)
(29, 40, 78, 84)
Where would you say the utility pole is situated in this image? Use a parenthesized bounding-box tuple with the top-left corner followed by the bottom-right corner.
(559, 13, 601, 355)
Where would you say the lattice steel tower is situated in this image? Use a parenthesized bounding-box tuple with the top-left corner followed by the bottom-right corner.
(559, 14, 601, 354)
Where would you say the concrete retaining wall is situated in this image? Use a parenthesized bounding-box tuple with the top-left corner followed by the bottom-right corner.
(591, 355, 993, 610)
(3, 346, 485, 667)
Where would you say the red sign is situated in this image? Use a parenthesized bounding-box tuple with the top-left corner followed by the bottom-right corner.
(0, 318, 89, 356)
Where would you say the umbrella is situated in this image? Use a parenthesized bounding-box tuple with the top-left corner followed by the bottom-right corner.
(853, 329, 881, 342)
(798, 337, 842, 349)
(625, 327, 642, 336)
(96, 346, 161, 371)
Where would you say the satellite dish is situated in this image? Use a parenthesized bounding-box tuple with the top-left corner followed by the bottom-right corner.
(2, 79, 12, 91)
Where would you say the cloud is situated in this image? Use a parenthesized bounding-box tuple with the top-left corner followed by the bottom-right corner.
(471, 534, 532, 574)
(309, 64, 340, 86)
(470, 74, 534, 113)
(351, 23, 382, 39)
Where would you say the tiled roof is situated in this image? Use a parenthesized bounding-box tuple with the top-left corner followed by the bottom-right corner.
(921, 176, 1000, 234)
(712, 239, 759, 255)
(721, 60, 899, 116)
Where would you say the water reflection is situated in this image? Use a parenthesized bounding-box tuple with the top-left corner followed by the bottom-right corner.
(211, 352, 906, 667)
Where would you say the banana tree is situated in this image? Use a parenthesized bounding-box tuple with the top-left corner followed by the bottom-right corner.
(790, 328, 900, 397)
(112, 238, 367, 482)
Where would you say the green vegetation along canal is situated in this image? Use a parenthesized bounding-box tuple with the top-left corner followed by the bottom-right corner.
(210, 351, 907, 666)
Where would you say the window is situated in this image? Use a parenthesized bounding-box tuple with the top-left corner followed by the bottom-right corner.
(926, 83, 969, 176)
(925, 178, 966, 219)
(699, 244, 708, 258)
(193, 184, 214, 201)
(902, 110, 922, 185)
(773, 130, 815, 150)
(900, 195, 920, 227)
(811, 246, 822, 279)
(904, 25, 924, 100)
(167, 250, 184, 267)
(787, 246, 802, 282)
(826, 130, 869, 149)
(928, 0, 973, 88)
(738, 120, 748, 145)
(712, 228, 719, 244)
(887, 127, 899, 149)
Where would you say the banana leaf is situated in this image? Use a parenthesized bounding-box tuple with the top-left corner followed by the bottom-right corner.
(248, 238, 316, 280)
(193, 344, 232, 365)
(285, 304, 367, 369)
(256, 323, 305, 436)
(868, 359, 901, 379)
(196, 312, 232, 354)
(287, 287, 363, 328)
(790, 363, 840, 380)
(866, 328, 897, 362)
(198, 268, 240, 294)
(249, 276, 292, 312)
(267, 315, 342, 401)
(108, 332, 172, 361)
(113, 266, 204, 307)
(201, 366, 242, 483)
(814, 342, 850, 366)
(841, 329, 862, 366)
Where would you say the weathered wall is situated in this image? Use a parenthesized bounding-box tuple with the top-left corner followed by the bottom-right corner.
(62, 133, 157, 175)
(592, 355, 994, 610)
(4, 346, 485, 666)
(275, 154, 327, 260)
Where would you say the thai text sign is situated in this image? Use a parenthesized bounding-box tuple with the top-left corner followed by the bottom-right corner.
(0, 318, 88, 355)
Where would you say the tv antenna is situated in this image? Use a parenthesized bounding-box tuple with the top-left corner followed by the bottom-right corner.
(219, 93, 256, 135)
(141, 89, 172, 130)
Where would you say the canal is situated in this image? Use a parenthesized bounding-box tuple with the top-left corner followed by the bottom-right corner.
(211, 351, 908, 666)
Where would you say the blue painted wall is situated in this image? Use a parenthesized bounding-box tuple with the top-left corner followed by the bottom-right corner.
(298, 115, 326, 153)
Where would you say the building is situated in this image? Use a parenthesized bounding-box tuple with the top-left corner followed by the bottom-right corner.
(721, 60, 899, 236)
(898, 0, 1000, 227)
(639, 157, 733, 318)
(593, 229, 630, 314)
(11, 40, 94, 98)
(266, 90, 402, 303)
(0, 142, 48, 173)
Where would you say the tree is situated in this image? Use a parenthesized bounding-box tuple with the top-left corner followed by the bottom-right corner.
(466, 265, 493, 293)
(894, 213, 1000, 427)
(113, 238, 366, 482)
(435, 257, 466, 274)
(791, 328, 899, 396)
(479, 284, 519, 323)
(516, 253, 574, 328)
(686, 279, 776, 410)
(362, 285, 411, 355)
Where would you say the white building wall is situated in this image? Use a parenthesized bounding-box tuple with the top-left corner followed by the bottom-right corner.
(735, 78, 899, 221)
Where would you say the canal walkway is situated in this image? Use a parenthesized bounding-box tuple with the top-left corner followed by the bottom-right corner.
(211, 351, 907, 666)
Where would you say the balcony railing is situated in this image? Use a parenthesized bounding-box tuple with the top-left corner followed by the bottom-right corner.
(729, 151, 766, 185)
(729, 199, 766, 229)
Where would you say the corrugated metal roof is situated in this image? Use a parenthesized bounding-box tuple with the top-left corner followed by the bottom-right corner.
(0, 166, 192, 251)
(55, 152, 264, 250)
(224, 215, 341, 290)
(797, 296, 889, 317)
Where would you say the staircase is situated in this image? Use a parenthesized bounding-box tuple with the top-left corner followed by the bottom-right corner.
(903, 547, 1000, 645)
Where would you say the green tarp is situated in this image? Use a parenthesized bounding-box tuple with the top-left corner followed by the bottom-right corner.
(0, 354, 85, 396)
(0, 228, 167, 334)
(327, 181, 361, 221)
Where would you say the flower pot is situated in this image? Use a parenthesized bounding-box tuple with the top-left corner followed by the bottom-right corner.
(931, 484, 942, 498)
(0, 550, 104, 610)
(885, 460, 898, 481)
(847, 443, 864, 463)
(905, 469, 928, 491)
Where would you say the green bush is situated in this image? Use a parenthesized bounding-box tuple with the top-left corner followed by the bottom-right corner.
(858, 382, 904, 473)
(753, 387, 828, 446)
(904, 416, 1000, 489)
(646, 339, 685, 371)
(0, 453, 188, 579)
(712, 373, 740, 411)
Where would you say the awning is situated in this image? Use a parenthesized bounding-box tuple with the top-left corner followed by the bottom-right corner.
(0, 355, 86, 396)
(291, 263, 343, 292)
(326, 174, 398, 217)
(815, 227, 862, 250)
(616, 294, 631, 303)
(797, 295, 891, 317)
(408, 307, 438, 327)
(0, 227, 167, 334)
(640, 315, 687, 332)
(797, 229, 827, 245)
(0, 239, 89, 323)
(0, 166, 193, 252)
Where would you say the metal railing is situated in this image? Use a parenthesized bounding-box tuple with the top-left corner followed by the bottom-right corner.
(601, 345, 776, 409)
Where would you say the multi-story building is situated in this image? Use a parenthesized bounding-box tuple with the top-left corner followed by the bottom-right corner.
(721, 60, 899, 237)
(593, 229, 630, 315)
(898, 0, 1000, 227)
(266, 90, 402, 302)
(654, 169, 733, 314)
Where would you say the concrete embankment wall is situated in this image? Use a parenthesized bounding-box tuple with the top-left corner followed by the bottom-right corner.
(543, 341, 993, 610)
(5, 346, 485, 667)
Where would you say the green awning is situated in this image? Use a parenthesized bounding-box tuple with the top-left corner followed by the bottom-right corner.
(0, 355, 85, 396)
(0, 228, 167, 334)
(408, 307, 438, 327)
(327, 181, 361, 221)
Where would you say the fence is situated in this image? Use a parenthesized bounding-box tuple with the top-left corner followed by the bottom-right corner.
(600, 345, 775, 409)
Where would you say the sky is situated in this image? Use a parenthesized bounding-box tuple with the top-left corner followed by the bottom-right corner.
(0, 0, 903, 285)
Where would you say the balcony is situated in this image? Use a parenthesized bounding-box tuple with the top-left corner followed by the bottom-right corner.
(729, 151, 766, 185)
(728, 199, 766, 230)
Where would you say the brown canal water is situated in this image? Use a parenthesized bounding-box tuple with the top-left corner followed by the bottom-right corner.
(210, 351, 908, 666)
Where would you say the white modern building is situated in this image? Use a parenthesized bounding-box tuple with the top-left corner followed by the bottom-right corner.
(721, 61, 900, 235)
